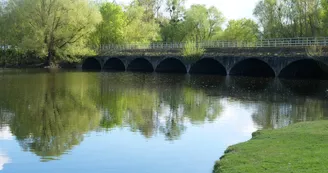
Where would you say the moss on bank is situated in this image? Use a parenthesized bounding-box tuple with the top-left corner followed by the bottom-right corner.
(214, 121, 328, 173)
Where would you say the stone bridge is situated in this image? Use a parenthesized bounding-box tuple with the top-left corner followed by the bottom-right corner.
(81, 55, 328, 79)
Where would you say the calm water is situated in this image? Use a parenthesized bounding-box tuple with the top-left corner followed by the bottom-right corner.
(0, 69, 328, 173)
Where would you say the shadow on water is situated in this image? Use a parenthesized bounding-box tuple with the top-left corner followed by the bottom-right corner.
(280, 79, 328, 97)
(227, 76, 273, 91)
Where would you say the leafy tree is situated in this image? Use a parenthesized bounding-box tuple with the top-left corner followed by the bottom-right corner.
(166, 0, 185, 22)
(184, 5, 224, 42)
(159, 0, 186, 42)
(223, 18, 259, 42)
(137, 0, 160, 21)
(90, 2, 126, 46)
(123, 1, 160, 43)
(4, 0, 102, 67)
(161, 4, 224, 42)
(160, 19, 187, 42)
(321, 0, 328, 35)
(0, 0, 7, 46)
(254, 0, 322, 38)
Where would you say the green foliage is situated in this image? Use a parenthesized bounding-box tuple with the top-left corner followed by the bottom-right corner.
(4, 0, 102, 66)
(123, 1, 161, 43)
(254, 0, 322, 38)
(6, 0, 328, 66)
(166, 0, 185, 21)
(223, 18, 259, 42)
(90, 2, 126, 46)
(306, 45, 323, 57)
(321, 1, 328, 35)
(0, 49, 42, 67)
(214, 121, 328, 173)
(182, 40, 205, 60)
(161, 4, 224, 42)
(160, 19, 187, 42)
(184, 5, 224, 42)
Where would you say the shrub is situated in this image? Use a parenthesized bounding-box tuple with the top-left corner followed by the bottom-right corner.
(182, 41, 205, 61)
(306, 45, 323, 57)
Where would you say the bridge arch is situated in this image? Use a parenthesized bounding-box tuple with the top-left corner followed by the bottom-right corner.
(190, 58, 227, 75)
(103, 58, 125, 71)
(82, 57, 101, 71)
(155, 57, 187, 73)
(279, 59, 328, 79)
(127, 58, 154, 72)
(229, 58, 275, 77)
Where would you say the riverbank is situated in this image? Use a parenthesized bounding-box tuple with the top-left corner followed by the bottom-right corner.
(214, 121, 328, 173)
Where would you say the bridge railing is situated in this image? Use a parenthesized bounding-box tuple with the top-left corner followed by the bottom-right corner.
(98, 37, 328, 52)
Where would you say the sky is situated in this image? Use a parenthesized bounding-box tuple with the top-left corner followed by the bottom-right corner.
(116, 0, 260, 21)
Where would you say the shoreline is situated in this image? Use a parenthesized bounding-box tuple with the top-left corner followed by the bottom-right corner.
(213, 120, 328, 173)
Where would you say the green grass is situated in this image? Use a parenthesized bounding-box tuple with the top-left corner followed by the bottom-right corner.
(214, 121, 328, 173)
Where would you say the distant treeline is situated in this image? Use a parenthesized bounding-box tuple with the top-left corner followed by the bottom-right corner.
(0, 0, 327, 66)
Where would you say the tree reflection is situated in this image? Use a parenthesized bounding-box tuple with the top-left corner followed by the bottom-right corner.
(1, 72, 101, 161)
(182, 88, 223, 123)
(251, 99, 328, 129)
(99, 79, 224, 140)
(1, 71, 327, 163)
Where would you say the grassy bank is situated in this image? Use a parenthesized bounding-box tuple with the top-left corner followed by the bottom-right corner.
(214, 121, 328, 173)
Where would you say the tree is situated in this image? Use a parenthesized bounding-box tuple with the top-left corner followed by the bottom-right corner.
(161, 4, 224, 42)
(123, 1, 160, 43)
(166, 0, 185, 22)
(254, 0, 322, 38)
(4, 0, 101, 67)
(137, 0, 156, 21)
(0, 0, 7, 46)
(223, 18, 259, 42)
(160, 18, 187, 42)
(184, 5, 224, 42)
(321, 0, 328, 35)
(90, 2, 126, 46)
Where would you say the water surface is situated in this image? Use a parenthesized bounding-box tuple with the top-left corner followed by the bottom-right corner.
(0, 70, 327, 172)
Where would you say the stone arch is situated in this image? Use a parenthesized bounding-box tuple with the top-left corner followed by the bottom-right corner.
(82, 57, 101, 71)
(229, 58, 275, 77)
(189, 58, 227, 75)
(155, 58, 187, 73)
(279, 59, 328, 79)
(103, 58, 125, 71)
(127, 58, 154, 72)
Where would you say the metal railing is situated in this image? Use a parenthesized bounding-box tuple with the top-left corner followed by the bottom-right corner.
(99, 37, 328, 52)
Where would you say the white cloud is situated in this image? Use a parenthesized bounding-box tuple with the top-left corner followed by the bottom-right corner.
(0, 151, 11, 171)
(0, 126, 13, 140)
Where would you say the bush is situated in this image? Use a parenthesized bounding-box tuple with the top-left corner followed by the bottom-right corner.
(0, 49, 42, 67)
(306, 45, 323, 57)
(182, 41, 205, 61)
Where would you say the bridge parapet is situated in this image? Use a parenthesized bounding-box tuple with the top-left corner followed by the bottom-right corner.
(97, 37, 328, 54)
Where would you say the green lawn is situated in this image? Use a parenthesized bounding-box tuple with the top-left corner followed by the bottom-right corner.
(214, 121, 328, 173)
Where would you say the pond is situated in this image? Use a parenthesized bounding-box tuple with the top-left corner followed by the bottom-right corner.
(0, 69, 327, 173)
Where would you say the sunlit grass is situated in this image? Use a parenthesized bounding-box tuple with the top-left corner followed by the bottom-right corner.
(214, 121, 328, 173)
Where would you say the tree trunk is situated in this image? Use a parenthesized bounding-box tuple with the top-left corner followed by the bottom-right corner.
(45, 49, 56, 68)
